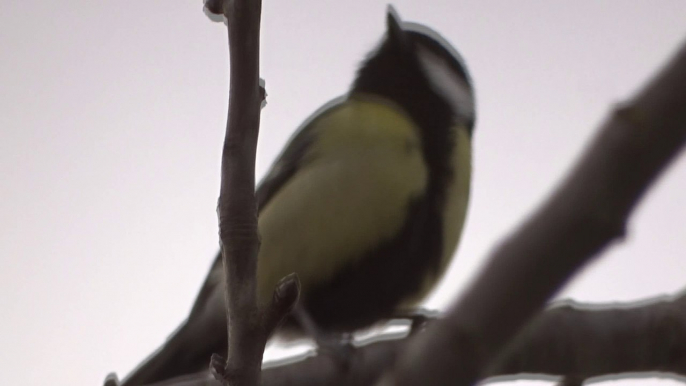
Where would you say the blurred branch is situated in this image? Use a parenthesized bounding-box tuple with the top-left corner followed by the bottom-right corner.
(380, 34, 686, 386)
(144, 290, 686, 386)
(487, 292, 686, 381)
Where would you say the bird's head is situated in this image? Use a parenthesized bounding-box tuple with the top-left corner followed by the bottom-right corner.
(352, 6, 476, 132)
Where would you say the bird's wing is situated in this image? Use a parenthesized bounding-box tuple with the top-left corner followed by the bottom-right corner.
(255, 97, 348, 210)
(184, 98, 341, 318)
(254, 97, 429, 305)
(121, 97, 428, 385)
(185, 99, 345, 319)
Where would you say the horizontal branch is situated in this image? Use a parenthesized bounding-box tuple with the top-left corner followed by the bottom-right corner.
(488, 292, 686, 381)
(144, 289, 686, 386)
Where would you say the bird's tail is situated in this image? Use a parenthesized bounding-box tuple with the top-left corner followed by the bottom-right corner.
(119, 322, 190, 386)
(119, 319, 226, 386)
(119, 253, 227, 385)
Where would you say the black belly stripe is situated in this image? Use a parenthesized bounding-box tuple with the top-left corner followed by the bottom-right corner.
(299, 191, 444, 331)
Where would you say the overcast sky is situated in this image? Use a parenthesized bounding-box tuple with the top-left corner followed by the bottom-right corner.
(2, 1, 686, 385)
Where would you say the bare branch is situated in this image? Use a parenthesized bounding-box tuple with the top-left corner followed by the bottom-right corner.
(557, 376, 584, 386)
(488, 293, 686, 380)
(379, 36, 686, 386)
(144, 290, 686, 386)
(202, 0, 298, 385)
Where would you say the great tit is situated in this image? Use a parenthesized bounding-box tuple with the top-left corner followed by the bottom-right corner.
(121, 7, 475, 385)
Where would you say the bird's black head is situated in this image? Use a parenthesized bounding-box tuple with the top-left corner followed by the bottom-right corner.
(351, 7, 475, 134)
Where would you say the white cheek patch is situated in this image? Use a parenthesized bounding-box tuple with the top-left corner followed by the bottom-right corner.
(417, 46, 475, 123)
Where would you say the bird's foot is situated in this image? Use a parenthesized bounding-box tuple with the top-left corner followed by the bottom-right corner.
(315, 332, 356, 370)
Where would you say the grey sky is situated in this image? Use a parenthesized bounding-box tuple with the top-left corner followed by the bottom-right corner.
(2, 1, 686, 385)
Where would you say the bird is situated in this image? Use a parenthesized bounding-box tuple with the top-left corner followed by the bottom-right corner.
(120, 6, 475, 385)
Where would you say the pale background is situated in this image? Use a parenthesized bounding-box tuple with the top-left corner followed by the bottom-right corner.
(2, 1, 686, 385)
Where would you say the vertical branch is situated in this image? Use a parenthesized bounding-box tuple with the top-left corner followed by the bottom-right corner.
(213, 0, 263, 383)
(204, 1, 299, 386)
